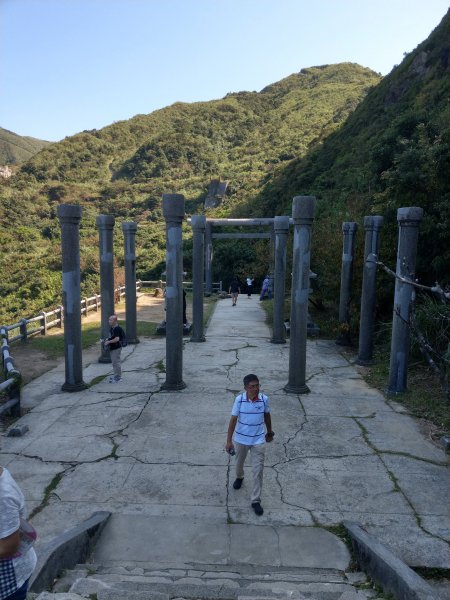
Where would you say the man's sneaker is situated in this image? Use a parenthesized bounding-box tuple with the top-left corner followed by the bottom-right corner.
(233, 478, 244, 490)
(108, 376, 115, 383)
(251, 502, 264, 516)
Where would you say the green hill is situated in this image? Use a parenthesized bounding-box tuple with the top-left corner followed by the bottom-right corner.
(246, 9, 450, 303)
(0, 62, 380, 324)
(1, 1, 449, 330)
(0, 127, 50, 165)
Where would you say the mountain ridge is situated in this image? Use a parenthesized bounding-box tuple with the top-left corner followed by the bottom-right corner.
(0, 126, 50, 165)
(0, 61, 380, 323)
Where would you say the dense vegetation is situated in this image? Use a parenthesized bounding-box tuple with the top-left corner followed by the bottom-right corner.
(1, 8, 449, 336)
(0, 62, 380, 324)
(0, 127, 50, 165)
(246, 9, 450, 308)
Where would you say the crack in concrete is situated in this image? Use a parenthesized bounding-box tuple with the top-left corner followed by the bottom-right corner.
(353, 417, 450, 549)
(271, 463, 317, 523)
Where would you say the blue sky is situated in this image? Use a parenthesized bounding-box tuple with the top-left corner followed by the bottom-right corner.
(1, 0, 448, 142)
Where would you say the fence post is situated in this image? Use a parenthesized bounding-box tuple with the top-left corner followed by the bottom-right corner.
(20, 319, 28, 342)
(9, 370, 22, 418)
(58, 306, 64, 328)
(40, 311, 47, 336)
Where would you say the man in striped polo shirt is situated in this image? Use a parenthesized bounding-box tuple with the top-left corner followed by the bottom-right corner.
(226, 374, 274, 516)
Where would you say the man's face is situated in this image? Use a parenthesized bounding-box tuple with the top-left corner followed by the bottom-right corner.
(245, 380, 260, 399)
(109, 317, 116, 326)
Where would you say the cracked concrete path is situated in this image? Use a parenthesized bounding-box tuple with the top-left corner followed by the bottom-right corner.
(1, 298, 449, 570)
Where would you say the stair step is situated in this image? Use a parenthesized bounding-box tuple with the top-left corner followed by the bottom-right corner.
(92, 515, 351, 571)
(68, 573, 377, 600)
(75, 562, 350, 583)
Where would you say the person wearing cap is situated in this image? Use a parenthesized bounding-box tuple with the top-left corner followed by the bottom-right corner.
(225, 374, 274, 516)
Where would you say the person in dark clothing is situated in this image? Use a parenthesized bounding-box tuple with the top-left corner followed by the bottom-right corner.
(229, 278, 241, 307)
(246, 276, 254, 298)
(103, 315, 125, 383)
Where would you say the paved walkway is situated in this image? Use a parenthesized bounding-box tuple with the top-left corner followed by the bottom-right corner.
(1, 297, 449, 570)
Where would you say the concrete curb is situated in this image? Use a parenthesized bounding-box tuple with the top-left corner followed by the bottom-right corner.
(30, 511, 111, 593)
(343, 521, 439, 600)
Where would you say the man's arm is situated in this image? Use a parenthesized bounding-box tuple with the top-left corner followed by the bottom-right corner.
(264, 413, 274, 442)
(226, 415, 238, 452)
(0, 529, 20, 558)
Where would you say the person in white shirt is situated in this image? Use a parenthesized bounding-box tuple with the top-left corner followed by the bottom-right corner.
(225, 374, 274, 516)
(0, 467, 37, 600)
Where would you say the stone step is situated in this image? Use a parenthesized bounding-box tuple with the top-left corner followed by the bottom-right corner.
(74, 561, 352, 583)
(92, 515, 351, 571)
(63, 568, 376, 600)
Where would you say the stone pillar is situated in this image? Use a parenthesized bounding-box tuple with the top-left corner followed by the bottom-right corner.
(191, 215, 206, 342)
(357, 216, 384, 365)
(387, 207, 423, 394)
(271, 216, 290, 344)
(96, 215, 115, 363)
(285, 196, 315, 394)
(270, 222, 276, 289)
(336, 222, 358, 346)
(162, 194, 186, 390)
(122, 221, 139, 344)
(205, 221, 213, 295)
(57, 204, 87, 391)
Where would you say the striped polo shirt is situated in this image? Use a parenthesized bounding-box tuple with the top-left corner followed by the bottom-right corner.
(231, 392, 270, 445)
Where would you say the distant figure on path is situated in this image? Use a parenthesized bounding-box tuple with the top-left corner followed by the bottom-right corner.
(229, 277, 241, 307)
(226, 374, 274, 516)
(259, 276, 270, 301)
(0, 466, 37, 600)
(246, 276, 254, 298)
(103, 314, 125, 383)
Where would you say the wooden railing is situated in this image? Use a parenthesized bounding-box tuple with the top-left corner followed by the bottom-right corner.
(139, 280, 223, 293)
(0, 279, 221, 418)
(0, 284, 141, 345)
(0, 327, 22, 418)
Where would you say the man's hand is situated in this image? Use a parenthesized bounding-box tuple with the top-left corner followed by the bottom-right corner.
(265, 432, 274, 443)
(225, 442, 235, 454)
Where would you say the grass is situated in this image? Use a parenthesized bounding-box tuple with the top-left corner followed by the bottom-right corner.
(17, 292, 218, 361)
(25, 320, 158, 359)
(261, 296, 449, 436)
(362, 347, 450, 436)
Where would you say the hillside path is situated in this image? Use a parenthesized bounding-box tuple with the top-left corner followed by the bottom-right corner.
(1, 296, 449, 574)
